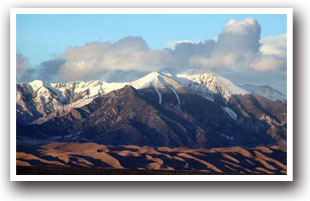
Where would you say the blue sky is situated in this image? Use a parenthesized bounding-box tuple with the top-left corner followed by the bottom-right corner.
(17, 14, 287, 66)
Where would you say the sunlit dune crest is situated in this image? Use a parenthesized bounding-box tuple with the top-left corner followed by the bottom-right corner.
(16, 160, 31, 167)
(177, 153, 223, 173)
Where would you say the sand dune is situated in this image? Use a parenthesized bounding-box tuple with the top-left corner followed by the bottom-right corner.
(38, 143, 122, 168)
(209, 147, 253, 158)
(16, 143, 287, 175)
(221, 160, 241, 168)
(256, 167, 275, 174)
(41, 142, 109, 153)
(255, 146, 273, 153)
(177, 153, 222, 173)
(113, 150, 141, 157)
(17, 152, 67, 167)
(85, 152, 123, 169)
(16, 160, 31, 166)
(76, 157, 93, 166)
(172, 156, 185, 162)
(254, 151, 287, 170)
(222, 153, 240, 163)
(146, 162, 161, 170)
(146, 155, 164, 165)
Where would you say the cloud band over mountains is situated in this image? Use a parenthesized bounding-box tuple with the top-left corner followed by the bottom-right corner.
(17, 18, 287, 92)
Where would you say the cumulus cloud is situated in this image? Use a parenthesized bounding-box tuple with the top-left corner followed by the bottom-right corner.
(251, 55, 285, 71)
(37, 59, 66, 82)
(171, 40, 215, 68)
(17, 18, 287, 86)
(166, 40, 202, 48)
(17, 58, 65, 83)
(16, 53, 29, 75)
(216, 18, 261, 54)
(54, 38, 219, 81)
(187, 18, 285, 72)
(55, 37, 176, 81)
(260, 34, 287, 57)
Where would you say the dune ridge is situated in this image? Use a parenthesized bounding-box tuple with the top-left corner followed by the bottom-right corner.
(16, 142, 287, 175)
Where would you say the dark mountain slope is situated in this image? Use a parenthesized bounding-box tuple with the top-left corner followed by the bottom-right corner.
(228, 94, 287, 143)
(17, 85, 287, 148)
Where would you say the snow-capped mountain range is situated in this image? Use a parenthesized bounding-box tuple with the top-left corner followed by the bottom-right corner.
(16, 70, 286, 124)
(16, 70, 288, 148)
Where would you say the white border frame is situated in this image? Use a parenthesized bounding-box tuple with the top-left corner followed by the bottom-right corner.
(10, 8, 293, 181)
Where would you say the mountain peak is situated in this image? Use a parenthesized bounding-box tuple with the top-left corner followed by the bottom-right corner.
(176, 70, 247, 100)
(131, 71, 162, 89)
(239, 84, 286, 103)
(28, 80, 44, 90)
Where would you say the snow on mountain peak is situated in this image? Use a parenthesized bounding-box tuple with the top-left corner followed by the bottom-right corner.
(240, 84, 286, 103)
(176, 70, 248, 100)
(131, 71, 161, 89)
(50, 80, 128, 101)
(28, 80, 44, 90)
(23, 70, 247, 104)
(26, 80, 61, 103)
(131, 71, 184, 105)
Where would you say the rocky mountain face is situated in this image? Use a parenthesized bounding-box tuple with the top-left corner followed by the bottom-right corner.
(16, 70, 287, 148)
(16, 80, 65, 124)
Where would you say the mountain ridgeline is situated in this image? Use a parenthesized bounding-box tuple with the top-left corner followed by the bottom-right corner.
(16, 70, 287, 148)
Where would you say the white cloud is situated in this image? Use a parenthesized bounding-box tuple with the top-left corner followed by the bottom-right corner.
(56, 37, 175, 81)
(189, 18, 261, 70)
(186, 18, 285, 72)
(166, 40, 202, 48)
(260, 34, 287, 57)
(16, 53, 29, 75)
(252, 34, 287, 72)
(251, 56, 284, 71)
